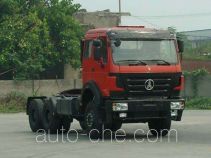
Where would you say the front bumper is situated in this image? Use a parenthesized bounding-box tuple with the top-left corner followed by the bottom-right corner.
(105, 98, 185, 123)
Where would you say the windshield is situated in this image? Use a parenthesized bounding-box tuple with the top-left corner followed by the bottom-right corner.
(112, 40, 178, 65)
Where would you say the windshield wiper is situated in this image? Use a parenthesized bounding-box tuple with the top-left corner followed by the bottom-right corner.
(148, 59, 171, 65)
(116, 60, 147, 65)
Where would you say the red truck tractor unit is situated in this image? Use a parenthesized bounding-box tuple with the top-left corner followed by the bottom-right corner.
(26, 26, 185, 138)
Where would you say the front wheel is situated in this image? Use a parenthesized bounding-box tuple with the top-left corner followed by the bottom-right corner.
(148, 117, 171, 137)
(84, 101, 103, 139)
(105, 121, 122, 132)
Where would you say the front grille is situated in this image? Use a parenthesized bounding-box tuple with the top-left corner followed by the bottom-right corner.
(126, 77, 171, 95)
(116, 73, 181, 98)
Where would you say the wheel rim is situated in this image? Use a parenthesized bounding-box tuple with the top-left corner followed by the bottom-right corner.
(86, 112, 94, 128)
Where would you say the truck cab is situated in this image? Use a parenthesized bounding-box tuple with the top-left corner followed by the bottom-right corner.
(81, 26, 185, 136)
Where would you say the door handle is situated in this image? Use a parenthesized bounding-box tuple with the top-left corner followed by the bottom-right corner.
(91, 68, 95, 72)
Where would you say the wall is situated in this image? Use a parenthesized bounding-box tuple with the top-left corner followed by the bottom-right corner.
(74, 11, 120, 28)
(0, 79, 82, 97)
(1, 75, 211, 97)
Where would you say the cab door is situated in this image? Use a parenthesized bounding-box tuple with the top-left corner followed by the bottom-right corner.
(91, 37, 109, 96)
(82, 40, 93, 84)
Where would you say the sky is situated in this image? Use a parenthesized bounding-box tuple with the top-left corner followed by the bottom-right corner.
(73, 0, 211, 31)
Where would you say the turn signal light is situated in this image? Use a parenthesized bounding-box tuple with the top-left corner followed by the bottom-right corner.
(174, 75, 184, 91)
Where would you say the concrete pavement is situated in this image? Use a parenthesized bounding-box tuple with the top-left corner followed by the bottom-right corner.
(0, 110, 210, 158)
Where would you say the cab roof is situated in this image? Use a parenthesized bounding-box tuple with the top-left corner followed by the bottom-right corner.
(86, 26, 175, 39)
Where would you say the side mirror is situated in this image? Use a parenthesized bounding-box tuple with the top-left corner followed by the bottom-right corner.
(177, 40, 184, 53)
(93, 39, 102, 48)
(114, 39, 121, 47)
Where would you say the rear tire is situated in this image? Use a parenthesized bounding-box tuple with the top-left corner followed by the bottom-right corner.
(60, 116, 72, 133)
(28, 99, 44, 132)
(79, 121, 87, 131)
(42, 103, 61, 134)
(148, 117, 171, 137)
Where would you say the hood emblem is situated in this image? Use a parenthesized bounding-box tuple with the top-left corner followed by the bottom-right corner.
(145, 79, 154, 91)
(146, 66, 151, 73)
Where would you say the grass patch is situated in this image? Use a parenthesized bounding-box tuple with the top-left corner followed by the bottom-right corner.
(0, 92, 26, 113)
(186, 97, 211, 110)
(0, 92, 210, 112)
(183, 53, 211, 61)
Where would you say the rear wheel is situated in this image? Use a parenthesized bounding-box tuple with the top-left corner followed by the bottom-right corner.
(60, 116, 72, 133)
(79, 121, 87, 131)
(42, 103, 61, 134)
(28, 99, 44, 132)
(148, 117, 171, 137)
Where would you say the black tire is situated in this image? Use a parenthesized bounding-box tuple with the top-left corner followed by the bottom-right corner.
(28, 99, 44, 132)
(84, 101, 103, 139)
(110, 121, 122, 132)
(148, 117, 171, 137)
(60, 116, 72, 133)
(42, 103, 61, 134)
(79, 121, 87, 131)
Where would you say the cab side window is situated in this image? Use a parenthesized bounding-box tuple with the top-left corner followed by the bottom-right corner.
(83, 40, 93, 59)
(94, 38, 107, 63)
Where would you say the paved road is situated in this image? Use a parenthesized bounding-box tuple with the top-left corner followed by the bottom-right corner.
(0, 110, 210, 158)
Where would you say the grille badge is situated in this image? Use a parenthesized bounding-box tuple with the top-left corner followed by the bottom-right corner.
(145, 79, 154, 91)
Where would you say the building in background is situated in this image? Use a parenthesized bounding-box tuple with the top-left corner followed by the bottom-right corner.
(74, 9, 121, 30)
(181, 29, 211, 49)
(180, 29, 211, 73)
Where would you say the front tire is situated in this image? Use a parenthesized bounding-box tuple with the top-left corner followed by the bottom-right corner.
(110, 121, 122, 132)
(148, 117, 171, 137)
(84, 101, 103, 139)
(105, 121, 122, 132)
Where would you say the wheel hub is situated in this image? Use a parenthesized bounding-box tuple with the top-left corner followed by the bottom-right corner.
(86, 112, 94, 128)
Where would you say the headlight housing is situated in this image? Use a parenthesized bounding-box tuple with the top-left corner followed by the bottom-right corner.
(171, 102, 185, 110)
(112, 103, 128, 111)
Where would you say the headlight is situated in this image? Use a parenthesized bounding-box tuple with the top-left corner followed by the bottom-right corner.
(112, 103, 128, 111)
(171, 102, 185, 110)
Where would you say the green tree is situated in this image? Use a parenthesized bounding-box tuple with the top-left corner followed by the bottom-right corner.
(0, 0, 82, 79)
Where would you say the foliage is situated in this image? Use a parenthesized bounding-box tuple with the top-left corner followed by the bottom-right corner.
(0, 91, 26, 113)
(183, 68, 209, 77)
(184, 68, 209, 97)
(168, 27, 211, 60)
(183, 40, 211, 60)
(0, 0, 83, 79)
(186, 97, 211, 110)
